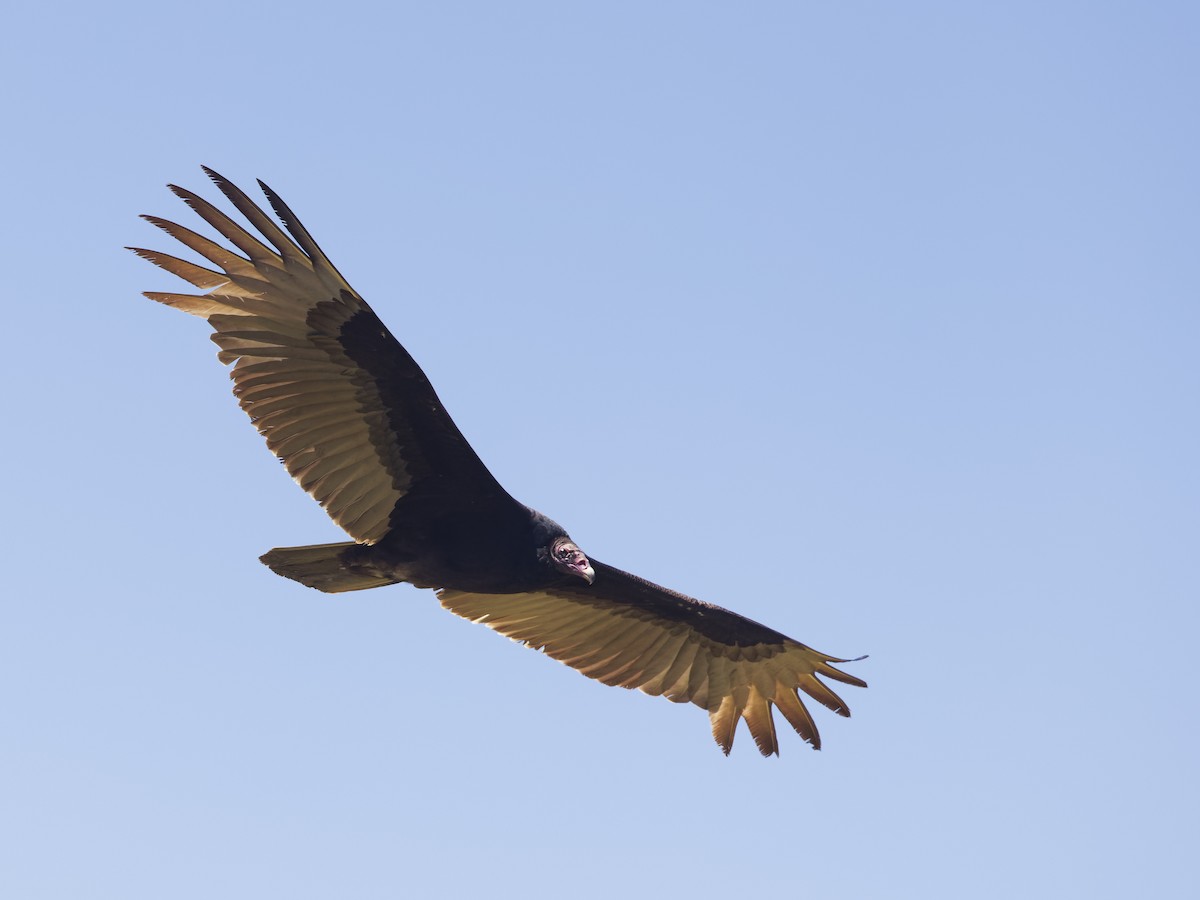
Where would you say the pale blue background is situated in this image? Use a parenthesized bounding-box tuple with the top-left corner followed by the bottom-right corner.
(3, 2, 1196, 898)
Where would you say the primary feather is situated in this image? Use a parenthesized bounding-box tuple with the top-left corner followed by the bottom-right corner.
(132, 168, 867, 756)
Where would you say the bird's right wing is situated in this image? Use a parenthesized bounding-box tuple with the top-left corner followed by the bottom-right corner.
(130, 168, 511, 544)
(439, 561, 866, 755)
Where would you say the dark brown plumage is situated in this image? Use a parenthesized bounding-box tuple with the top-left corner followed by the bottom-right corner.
(131, 167, 867, 756)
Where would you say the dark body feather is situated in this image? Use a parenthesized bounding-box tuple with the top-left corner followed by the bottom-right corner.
(132, 168, 866, 756)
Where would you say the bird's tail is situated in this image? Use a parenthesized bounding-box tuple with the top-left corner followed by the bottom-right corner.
(259, 542, 400, 593)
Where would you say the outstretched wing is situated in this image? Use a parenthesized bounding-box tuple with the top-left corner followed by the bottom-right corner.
(130, 168, 509, 544)
(439, 561, 867, 756)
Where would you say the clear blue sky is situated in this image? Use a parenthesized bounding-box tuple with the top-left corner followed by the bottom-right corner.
(3, 2, 1196, 897)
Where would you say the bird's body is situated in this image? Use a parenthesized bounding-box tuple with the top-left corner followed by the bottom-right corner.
(131, 168, 866, 756)
(265, 505, 578, 595)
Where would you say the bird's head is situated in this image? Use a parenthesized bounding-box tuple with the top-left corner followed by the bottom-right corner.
(548, 536, 595, 585)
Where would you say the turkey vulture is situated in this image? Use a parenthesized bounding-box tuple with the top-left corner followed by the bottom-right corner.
(130, 167, 867, 756)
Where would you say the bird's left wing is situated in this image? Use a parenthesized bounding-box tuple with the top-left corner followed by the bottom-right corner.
(438, 561, 866, 756)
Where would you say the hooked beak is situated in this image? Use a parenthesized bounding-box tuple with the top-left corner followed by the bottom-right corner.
(553, 538, 595, 585)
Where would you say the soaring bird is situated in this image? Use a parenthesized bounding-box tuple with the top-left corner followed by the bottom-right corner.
(130, 168, 867, 756)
